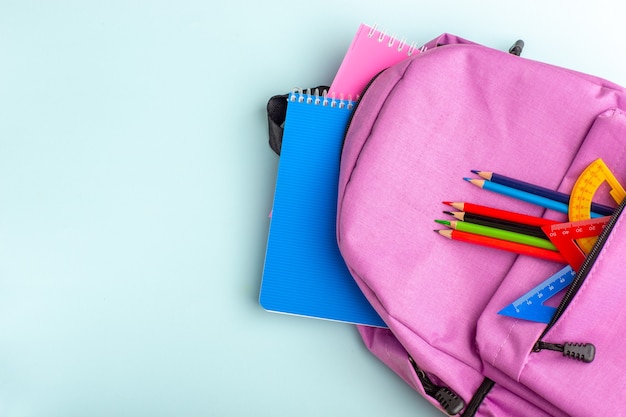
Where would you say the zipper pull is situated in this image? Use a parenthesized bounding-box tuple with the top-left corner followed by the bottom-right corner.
(533, 341, 596, 363)
(508, 39, 525, 56)
(409, 356, 465, 415)
(434, 386, 465, 416)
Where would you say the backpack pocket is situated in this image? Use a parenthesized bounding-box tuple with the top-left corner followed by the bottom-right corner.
(477, 212, 626, 417)
(475, 108, 626, 417)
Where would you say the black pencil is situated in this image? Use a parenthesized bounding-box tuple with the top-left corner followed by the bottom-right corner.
(444, 211, 547, 239)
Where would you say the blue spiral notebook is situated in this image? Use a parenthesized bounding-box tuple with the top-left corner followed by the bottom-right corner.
(260, 90, 386, 327)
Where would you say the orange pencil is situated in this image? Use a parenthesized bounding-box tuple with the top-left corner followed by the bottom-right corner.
(436, 229, 566, 263)
(443, 201, 558, 228)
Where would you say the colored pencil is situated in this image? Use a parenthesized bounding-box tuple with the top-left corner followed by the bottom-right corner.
(445, 211, 547, 239)
(464, 178, 605, 218)
(435, 219, 557, 251)
(472, 170, 615, 216)
(443, 202, 558, 227)
(436, 229, 566, 263)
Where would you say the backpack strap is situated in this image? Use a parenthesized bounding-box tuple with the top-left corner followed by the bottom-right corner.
(266, 86, 329, 155)
(461, 378, 496, 417)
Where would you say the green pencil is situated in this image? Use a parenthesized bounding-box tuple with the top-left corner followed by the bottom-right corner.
(434, 219, 558, 251)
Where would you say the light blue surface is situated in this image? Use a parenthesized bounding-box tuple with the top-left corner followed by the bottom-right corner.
(1, 1, 626, 416)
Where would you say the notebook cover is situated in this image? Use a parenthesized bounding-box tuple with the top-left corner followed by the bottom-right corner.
(260, 92, 386, 327)
(329, 23, 424, 101)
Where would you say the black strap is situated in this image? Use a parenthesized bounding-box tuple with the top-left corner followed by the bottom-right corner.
(266, 92, 289, 155)
(461, 377, 495, 417)
(266, 86, 330, 155)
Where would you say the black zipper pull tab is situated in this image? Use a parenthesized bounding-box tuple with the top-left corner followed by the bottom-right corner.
(533, 341, 596, 363)
(435, 386, 465, 415)
(409, 356, 465, 415)
(508, 39, 525, 56)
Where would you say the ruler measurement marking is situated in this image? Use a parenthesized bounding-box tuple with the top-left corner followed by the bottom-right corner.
(499, 266, 576, 323)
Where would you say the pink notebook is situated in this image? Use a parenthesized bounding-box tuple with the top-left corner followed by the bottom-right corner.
(329, 24, 425, 101)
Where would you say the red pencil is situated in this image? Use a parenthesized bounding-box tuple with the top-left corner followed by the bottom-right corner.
(443, 201, 558, 228)
(436, 229, 566, 263)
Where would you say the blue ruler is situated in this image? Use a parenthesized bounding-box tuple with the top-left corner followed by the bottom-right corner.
(498, 265, 575, 323)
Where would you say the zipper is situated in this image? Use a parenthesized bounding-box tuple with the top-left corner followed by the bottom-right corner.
(533, 196, 626, 362)
(409, 355, 465, 415)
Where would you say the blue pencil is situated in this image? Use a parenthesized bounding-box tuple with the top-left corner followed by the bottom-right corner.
(472, 170, 614, 216)
(465, 178, 604, 218)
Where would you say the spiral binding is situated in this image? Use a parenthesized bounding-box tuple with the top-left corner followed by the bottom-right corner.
(290, 87, 354, 110)
(367, 24, 427, 56)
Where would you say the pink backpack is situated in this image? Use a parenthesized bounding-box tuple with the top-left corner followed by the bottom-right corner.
(337, 35, 626, 416)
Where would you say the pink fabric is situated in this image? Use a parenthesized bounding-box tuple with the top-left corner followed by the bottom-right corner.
(338, 37, 626, 416)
